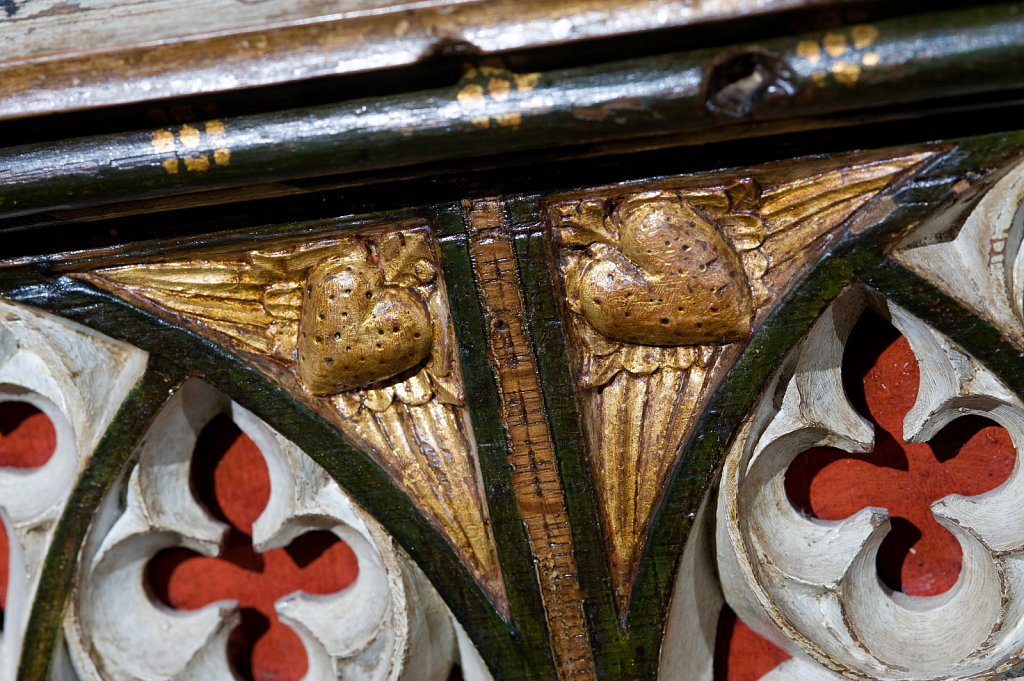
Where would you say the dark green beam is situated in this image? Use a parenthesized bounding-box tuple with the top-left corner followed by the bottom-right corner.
(4, 3, 1024, 219)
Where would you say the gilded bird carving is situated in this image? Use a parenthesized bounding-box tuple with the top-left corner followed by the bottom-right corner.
(550, 149, 936, 613)
(576, 197, 752, 346)
(78, 226, 508, 616)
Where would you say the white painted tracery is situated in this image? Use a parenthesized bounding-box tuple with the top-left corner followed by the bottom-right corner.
(63, 378, 492, 681)
(896, 159, 1024, 349)
(0, 299, 146, 681)
(711, 286, 1024, 680)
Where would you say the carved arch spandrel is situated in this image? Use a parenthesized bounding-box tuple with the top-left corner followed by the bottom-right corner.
(75, 224, 507, 617)
(64, 377, 492, 681)
(545, 148, 935, 612)
(896, 158, 1024, 351)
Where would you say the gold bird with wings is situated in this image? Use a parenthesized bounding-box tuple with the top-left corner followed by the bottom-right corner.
(550, 149, 934, 611)
(81, 226, 508, 613)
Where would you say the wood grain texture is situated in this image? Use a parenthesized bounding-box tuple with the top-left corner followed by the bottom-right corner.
(464, 198, 595, 680)
(548, 149, 933, 611)
(0, 0, 853, 119)
(74, 226, 508, 617)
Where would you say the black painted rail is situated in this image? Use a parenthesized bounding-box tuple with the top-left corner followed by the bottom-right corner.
(2, 1, 1024, 219)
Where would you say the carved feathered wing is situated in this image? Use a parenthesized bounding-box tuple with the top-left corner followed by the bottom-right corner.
(550, 149, 934, 612)
(79, 228, 508, 615)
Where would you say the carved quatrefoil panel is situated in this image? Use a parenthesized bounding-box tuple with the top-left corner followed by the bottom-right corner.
(717, 286, 1024, 680)
(64, 379, 490, 681)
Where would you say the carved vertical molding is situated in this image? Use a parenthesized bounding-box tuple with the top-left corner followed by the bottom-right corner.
(464, 198, 595, 679)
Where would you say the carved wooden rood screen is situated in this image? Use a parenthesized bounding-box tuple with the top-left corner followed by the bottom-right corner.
(6, 1, 1024, 680)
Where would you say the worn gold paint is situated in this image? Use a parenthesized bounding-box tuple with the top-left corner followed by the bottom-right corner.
(79, 227, 509, 615)
(205, 119, 227, 139)
(832, 61, 861, 86)
(822, 31, 848, 58)
(184, 154, 211, 172)
(466, 199, 595, 680)
(862, 51, 881, 67)
(494, 112, 523, 128)
(457, 63, 540, 129)
(161, 158, 180, 175)
(796, 39, 821, 64)
(487, 77, 512, 102)
(178, 124, 201, 149)
(213, 148, 231, 166)
(150, 129, 176, 154)
(851, 23, 880, 49)
(547, 150, 935, 610)
(513, 72, 541, 91)
(457, 83, 486, 109)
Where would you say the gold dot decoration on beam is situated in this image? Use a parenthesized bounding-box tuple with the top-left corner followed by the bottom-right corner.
(455, 60, 542, 130)
(150, 119, 232, 175)
(794, 23, 882, 88)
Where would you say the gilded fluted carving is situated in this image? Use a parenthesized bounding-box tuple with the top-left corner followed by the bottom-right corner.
(548, 150, 933, 608)
(77, 226, 507, 613)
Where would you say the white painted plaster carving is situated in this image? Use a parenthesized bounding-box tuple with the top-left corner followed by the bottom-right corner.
(64, 378, 491, 681)
(896, 159, 1024, 348)
(0, 299, 146, 680)
(714, 286, 1024, 680)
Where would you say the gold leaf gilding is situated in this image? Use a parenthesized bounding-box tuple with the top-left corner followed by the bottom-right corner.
(851, 23, 880, 50)
(150, 129, 176, 154)
(178, 124, 201, 149)
(548, 149, 935, 611)
(823, 31, 848, 58)
(80, 226, 508, 615)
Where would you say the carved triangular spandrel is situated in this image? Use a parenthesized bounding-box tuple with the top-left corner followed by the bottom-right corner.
(547, 149, 934, 612)
(77, 225, 508, 616)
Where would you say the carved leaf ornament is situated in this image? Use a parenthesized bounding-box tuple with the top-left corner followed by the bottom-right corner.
(717, 286, 1024, 680)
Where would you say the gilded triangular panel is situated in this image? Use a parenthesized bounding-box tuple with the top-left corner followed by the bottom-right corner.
(78, 225, 508, 615)
(547, 149, 934, 613)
